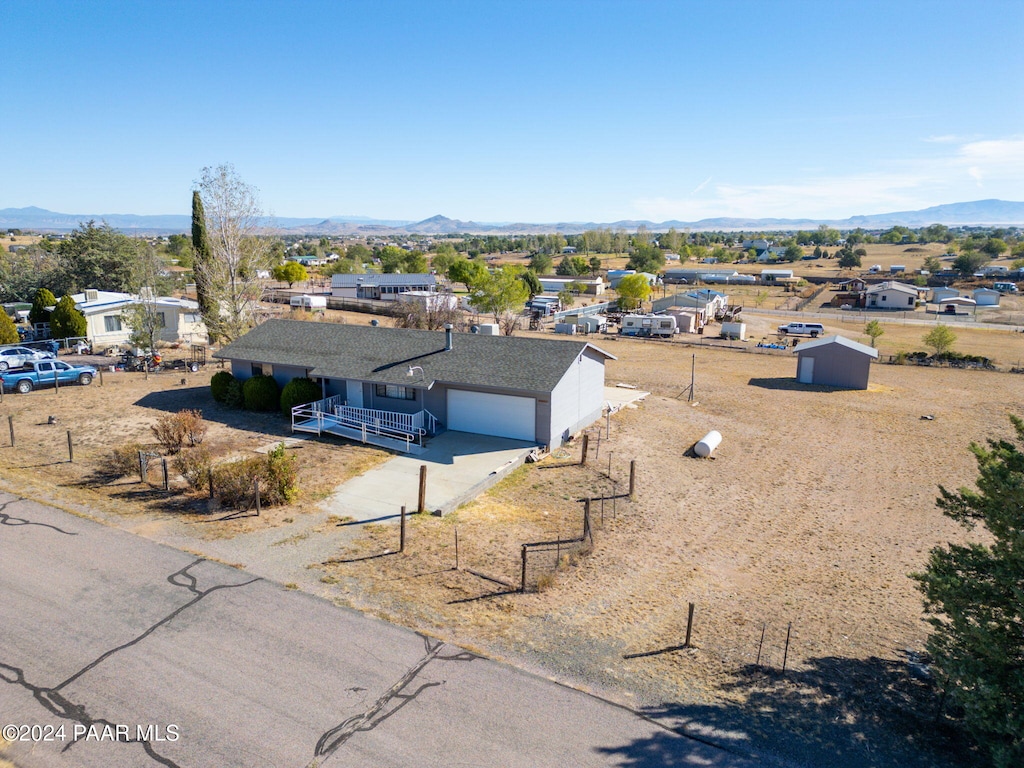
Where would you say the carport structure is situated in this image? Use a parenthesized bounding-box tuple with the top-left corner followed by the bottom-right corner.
(216, 319, 615, 451)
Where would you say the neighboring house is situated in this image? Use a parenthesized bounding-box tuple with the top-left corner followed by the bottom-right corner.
(794, 335, 878, 390)
(666, 290, 727, 328)
(331, 273, 438, 300)
(69, 290, 207, 348)
(865, 281, 919, 309)
(214, 319, 616, 448)
(537, 276, 605, 295)
(834, 278, 867, 291)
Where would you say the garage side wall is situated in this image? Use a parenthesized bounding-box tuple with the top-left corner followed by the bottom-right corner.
(798, 346, 871, 389)
(549, 350, 606, 447)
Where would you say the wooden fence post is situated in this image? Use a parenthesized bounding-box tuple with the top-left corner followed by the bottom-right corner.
(684, 602, 695, 647)
(580, 433, 589, 466)
(208, 469, 214, 499)
(66, 430, 73, 463)
(8, 415, 14, 448)
(520, 544, 528, 592)
(98, 368, 103, 387)
(418, 465, 427, 514)
(629, 460, 636, 499)
(455, 527, 459, 570)
(138, 451, 146, 483)
(782, 622, 792, 673)
(254, 478, 261, 516)
(400, 505, 406, 552)
(162, 458, 169, 490)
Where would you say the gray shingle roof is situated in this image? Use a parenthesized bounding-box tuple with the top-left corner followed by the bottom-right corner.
(331, 273, 436, 288)
(214, 320, 614, 393)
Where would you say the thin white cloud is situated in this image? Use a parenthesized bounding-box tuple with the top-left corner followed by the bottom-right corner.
(690, 176, 712, 195)
(632, 135, 1024, 221)
(924, 134, 966, 144)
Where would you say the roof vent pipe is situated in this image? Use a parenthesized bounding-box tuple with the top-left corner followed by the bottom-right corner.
(444, 323, 453, 351)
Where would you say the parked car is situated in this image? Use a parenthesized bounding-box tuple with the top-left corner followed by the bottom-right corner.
(777, 322, 825, 337)
(1, 360, 97, 393)
(0, 345, 56, 371)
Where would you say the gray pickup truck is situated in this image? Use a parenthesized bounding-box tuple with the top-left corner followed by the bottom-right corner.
(1, 360, 98, 393)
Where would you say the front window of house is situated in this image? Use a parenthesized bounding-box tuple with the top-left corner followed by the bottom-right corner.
(375, 384, 416, 400)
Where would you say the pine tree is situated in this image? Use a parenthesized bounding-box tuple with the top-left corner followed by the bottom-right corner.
(914, 416, 1024, 767)
(191, 189, 215, 336)
(29, 287, 57, 326)
(50, 295, 87, 341)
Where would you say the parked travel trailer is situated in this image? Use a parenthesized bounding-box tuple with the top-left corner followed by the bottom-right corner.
(289, 294, 327, 312)
(619, 314, 678, 337)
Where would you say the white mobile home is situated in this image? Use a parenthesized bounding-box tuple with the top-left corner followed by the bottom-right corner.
(619, 314, 677, 337)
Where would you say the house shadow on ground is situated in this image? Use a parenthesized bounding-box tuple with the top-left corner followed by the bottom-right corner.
(747, 377, 850, 393)
(133, 387, 292, 436)
(595, 655, 981, 768)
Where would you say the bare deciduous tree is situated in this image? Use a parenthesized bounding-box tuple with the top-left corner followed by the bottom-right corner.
(194, 164, 272, 342)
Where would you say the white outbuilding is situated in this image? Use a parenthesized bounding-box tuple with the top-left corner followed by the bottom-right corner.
(972, 288, 1000, 306)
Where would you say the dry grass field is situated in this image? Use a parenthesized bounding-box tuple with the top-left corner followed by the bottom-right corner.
(313, 328, 1022, 768)
(0, 312, 1020, 767)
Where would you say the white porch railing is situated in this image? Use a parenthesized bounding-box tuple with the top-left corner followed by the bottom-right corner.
(291, 396, 441, 453)
(335, 404, 423, 435)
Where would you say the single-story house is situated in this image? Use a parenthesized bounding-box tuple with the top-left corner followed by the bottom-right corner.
(793, 335, 878, 390)
(214, 319, 615, 448)
(537, 276, 605, 295)
(331, 273, 438, 301)
(865, 281, 919, 309)
(69, 289, 207, 348)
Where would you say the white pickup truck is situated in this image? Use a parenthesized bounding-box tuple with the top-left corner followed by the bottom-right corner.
(777, 322, 824, 337)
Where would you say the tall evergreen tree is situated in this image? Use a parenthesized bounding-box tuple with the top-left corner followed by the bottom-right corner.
(914, 416, 1024, 767)
(191, 189, 215, 335)
(29, 287, 57, 326)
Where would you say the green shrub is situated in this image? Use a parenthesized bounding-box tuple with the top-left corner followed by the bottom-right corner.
(224, 378, 244, 408)
(173, 445, 212, 491)
(243, 374, 280, 412)
(210, 371, 235, 403)
(109, 442, 146, 477)
(262, 443, 298, 505)
(212, 456, 264, 507)
(212, 443, 297, 508)
(280, 377, 322, 416)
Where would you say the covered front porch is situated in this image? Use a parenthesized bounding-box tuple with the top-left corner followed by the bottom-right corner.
(291, 395, 441, 454)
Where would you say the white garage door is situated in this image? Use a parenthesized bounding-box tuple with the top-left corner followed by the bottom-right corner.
(447, 389, 536, 441)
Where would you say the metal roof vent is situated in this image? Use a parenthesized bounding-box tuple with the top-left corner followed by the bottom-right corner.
(444, 323, 453, 351)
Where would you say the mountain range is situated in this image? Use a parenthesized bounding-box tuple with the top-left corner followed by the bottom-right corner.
(1, 199, 1022, 236)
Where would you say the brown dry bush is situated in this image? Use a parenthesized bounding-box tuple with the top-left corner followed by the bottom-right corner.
(178, 409, 207, 447)
(151, 413, 187, 454)
(109, 442, 146, 477)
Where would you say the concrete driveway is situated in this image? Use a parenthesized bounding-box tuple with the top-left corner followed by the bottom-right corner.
(320, 431, 538, 521)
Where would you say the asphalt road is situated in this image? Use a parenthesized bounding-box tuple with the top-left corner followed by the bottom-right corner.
(0, 492, 757, 768)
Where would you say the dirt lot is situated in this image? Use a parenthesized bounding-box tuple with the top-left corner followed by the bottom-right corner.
(314, 331, 1014, 768)
(0, 324, 1017, 767)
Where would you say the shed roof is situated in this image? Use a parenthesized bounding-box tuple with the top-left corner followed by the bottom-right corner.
(215, 319, 615, 393)
(792, 334, 879, 359)
(331, 273, 436, 288)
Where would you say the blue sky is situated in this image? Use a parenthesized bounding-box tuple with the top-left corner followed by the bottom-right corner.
(3, 0, 1022, 222)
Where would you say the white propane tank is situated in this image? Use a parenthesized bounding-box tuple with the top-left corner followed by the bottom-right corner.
(694, 430, 722, 458)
